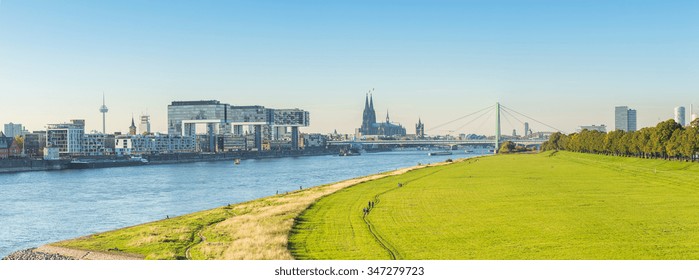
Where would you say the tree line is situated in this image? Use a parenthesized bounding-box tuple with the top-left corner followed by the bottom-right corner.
(542, 119, 699, 161)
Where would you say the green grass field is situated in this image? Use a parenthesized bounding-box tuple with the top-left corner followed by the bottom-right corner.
(50, 168, 409, 260)
(289, 151, 699, 259)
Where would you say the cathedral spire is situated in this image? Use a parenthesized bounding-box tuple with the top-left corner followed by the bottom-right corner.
(364, 93, 369, 111)
(369, 94, 374, 110)
(386, 110, 390, 123)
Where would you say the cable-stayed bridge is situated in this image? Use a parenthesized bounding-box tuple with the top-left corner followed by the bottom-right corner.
(329, 102, 562, 152)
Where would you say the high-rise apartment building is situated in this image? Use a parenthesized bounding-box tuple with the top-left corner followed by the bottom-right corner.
(615, 106, 637, 132)
(46, 120, 85, 155)
(3, 123, 24, 138)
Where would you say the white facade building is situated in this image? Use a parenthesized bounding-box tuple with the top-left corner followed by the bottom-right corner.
(82, 133, 111, 156)
(140, 115, 151, 135)
(46, 120, 85, 155)
(115, 133, 195, 155)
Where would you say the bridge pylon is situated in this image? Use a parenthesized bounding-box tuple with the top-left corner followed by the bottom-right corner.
(495, 102, 501, 154)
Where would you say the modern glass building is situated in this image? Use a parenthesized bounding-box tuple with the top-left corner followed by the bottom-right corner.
(674, 106, 686, 126)
(167, 100, 230, 136)
(167, 100, 310, 151)
(615, 106, 637, 132)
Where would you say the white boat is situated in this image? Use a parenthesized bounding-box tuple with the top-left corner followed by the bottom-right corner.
(130, 156, 149, 163)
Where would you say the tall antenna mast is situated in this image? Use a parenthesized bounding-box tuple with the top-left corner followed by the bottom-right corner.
(99, 92, 109, 134)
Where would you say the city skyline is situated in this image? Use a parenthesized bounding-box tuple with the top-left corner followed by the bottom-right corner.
(1, 1, 698, 135)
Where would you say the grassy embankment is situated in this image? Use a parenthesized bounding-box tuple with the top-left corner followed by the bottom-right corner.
(54, 151, 699, 259)
(289, 151, 699, 259)
(51, 166, 426, 259)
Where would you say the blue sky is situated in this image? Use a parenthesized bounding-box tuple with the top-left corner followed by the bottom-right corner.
(1, 0, 697, 135)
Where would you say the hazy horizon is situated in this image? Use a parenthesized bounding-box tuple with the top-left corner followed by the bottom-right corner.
(1, 0, 697, 136)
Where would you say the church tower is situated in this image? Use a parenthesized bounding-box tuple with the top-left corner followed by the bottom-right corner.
(129, 116, 137, 136)
(361, 92, 378, 135)
(416, 118, 425, 139)
(368, 94, 377, 125)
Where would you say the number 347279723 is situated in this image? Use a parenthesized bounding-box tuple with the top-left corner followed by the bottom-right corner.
(367, 267, 424, 276)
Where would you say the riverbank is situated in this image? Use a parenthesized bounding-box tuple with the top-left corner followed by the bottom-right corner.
(5, 157, 464, 260)
(0, 148, 341, 174)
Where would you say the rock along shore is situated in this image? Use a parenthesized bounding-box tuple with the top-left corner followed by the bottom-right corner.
(2, 248, 74, 260)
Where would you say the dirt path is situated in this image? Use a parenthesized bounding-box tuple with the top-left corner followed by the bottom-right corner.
(184, 227, 209, 260)
(360, 162, 458, 260)
(192, 162, 443, 259)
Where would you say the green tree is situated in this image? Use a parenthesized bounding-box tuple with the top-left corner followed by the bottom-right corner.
(651, 119, 682, 159)
(667, 129, 683, 160)
(605, 130, 624, 155)
(14, 135, 24, 151)
(544, 132, 565, 151)
(681, 126, 699, 161)
(499, 141, 516, 153)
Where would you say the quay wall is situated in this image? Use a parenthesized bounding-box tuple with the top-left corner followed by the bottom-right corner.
(0, 159, 70, 173)
(0, 148, 341, 173)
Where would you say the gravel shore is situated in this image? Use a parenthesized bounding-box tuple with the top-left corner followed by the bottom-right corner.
(2, 248, 74, 260)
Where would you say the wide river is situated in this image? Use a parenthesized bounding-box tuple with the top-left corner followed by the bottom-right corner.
(0, 150, 482, 257)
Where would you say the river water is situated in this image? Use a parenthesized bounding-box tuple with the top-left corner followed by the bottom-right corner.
(0, 150, 481, 257)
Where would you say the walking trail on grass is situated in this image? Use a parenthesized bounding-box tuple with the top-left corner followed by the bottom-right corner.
(45, 159, 460, 260)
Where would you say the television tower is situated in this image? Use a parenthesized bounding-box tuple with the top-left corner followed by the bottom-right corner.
(99, 93, 109, 134)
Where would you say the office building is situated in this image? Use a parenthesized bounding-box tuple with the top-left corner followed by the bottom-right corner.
(168, 100, 309, 151)
(168, 100, 230, 136)
(615, 106, 637, 132)
(140, 114, 151, 134)
(675, 106, 686, 126)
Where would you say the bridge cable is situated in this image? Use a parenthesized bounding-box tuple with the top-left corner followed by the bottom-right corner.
(473, 109, 495, 133)
(428, 104, 495, 132)
(500, 110, 517, 132)
(500, 107, 526, 127)
(452, 106, 496, 132)
(500, 104, 565, 133)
